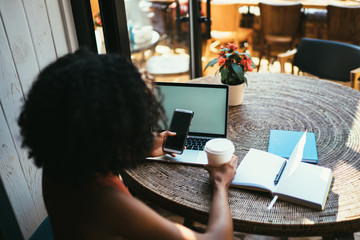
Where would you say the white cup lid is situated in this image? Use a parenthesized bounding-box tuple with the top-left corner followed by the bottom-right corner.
(205, 138, 235, 154)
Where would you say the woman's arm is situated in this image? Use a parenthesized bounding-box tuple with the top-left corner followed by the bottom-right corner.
(202, 155, 237, 240)
(104, 155, 238, 240)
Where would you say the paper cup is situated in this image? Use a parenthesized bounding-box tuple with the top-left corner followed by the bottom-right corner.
(204, 138, 235, 167)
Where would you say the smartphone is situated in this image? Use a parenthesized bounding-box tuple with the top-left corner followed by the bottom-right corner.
(163, 109, 194, 154)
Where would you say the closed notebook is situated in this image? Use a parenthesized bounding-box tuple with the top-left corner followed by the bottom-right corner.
(231, 132, 333, 210)
(268, 130, 318, 163)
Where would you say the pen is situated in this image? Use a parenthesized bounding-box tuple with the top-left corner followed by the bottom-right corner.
(274, 161, 287, 185)
(267, 195, 278, 210)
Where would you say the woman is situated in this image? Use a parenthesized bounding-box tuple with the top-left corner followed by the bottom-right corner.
(18, 49, 237, 240)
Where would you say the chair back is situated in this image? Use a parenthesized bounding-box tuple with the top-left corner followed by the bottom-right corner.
(259, 2, 303, 39)
(327, 5, 360, 45)
(293, 38, 360, 82)
(208, 2, 241, 33)
(202, 1, 253, 61)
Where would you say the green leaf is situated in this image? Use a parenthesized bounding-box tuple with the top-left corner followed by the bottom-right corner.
(250, 58, 256, 68)
(225, 53, 232, 58)
(231, 63, 244, 81)
(244, 53, 256, 68)
(238, 52, 250, 57)
(244, 52, 251, 58)
(243, 76, 248, 86)
(228, 76, 237, 85)
(220, 68, 229, 83)
(204, 58, 218, 71)
(251, 62, 256, 68)
(219, 65, 226, 72)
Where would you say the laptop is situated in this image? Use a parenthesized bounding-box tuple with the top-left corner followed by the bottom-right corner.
(147, 82, 229, 165)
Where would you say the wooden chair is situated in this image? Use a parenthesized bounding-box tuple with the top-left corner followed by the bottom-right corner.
(203, 1, 253, 61)
(278, 38, 360, 90)
(327, 5, 360, 45)
(258, 2, 303, 71)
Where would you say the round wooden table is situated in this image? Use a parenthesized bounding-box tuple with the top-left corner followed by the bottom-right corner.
(120, 73, 360, 237)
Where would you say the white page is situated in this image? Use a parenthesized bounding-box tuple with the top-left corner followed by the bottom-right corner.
(232, 149, 286, 192)
(279, 131, 306, 183)
(274, 162, 333, 210)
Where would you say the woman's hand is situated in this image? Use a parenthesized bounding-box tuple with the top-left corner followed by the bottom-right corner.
(205, 155, 238, 189)
(149, 131, 177, 157)
(202, 155, 238, 240)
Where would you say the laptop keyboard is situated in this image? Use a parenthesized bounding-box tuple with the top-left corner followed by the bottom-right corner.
(185, 137, 211, 150)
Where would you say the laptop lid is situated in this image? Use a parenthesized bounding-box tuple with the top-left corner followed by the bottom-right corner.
(155, 82, 229, 138)
(148, 82, 229, 165)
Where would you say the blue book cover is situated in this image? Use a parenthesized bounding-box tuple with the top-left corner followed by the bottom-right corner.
(268, 130, 318, 163)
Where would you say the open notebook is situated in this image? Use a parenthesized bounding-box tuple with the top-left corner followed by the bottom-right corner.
(231, 132, 333, 210)
(147, 82, 229, 165)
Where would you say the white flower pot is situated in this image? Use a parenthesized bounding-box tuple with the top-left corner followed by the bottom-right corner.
(228, 83, 245, 106)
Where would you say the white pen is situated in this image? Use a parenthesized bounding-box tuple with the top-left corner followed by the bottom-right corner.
(269, 160, 287, 210)
(267, 195, 278, 210)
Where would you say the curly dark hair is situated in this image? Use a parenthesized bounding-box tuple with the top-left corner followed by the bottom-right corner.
(18, 49, 166, 183)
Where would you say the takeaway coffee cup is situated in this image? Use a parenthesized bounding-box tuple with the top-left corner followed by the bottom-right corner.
(204, 138, 235, 167)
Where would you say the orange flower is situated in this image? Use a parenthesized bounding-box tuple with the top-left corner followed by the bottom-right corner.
(226, 43, 238, 51)
(95, 16, 102, 26)
(217, 57, 226, 66)
(204, 42, 254, 86)
(240, 55, 253, 71)
(94, 12, 102, 27)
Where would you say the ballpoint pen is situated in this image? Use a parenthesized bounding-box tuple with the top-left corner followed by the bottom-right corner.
(268, 161, 287, 210)
(274, 161, 287, 185)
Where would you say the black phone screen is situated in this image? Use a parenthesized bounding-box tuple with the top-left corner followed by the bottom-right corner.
(163, 109, 193, 152)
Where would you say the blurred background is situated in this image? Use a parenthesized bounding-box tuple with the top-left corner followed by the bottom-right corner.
(89, 0, 359, 83)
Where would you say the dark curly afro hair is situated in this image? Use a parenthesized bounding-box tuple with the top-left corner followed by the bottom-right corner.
(18, 49, 166, 183)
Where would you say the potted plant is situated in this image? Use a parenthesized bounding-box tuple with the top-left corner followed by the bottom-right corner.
(204, 43, 255, 106)
(93, 12, 105, 54)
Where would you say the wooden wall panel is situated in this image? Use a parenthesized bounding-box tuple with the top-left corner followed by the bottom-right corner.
(45, 0, 71, 57)
(0, 0, 40, 93)
(22, 0, 57, 69)
(0, 0, 46, 231)
(59, 0, 79, 53)
(44, 0, 78, 58)
(0, 0, 77, 238)
(0, 109, 39, 239)
(0, 8, 42, 238)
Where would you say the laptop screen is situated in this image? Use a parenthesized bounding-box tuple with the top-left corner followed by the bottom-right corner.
(155, 82, 228, 137)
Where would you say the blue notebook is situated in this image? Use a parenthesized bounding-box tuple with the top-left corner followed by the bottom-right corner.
(268, 130, 318, 163)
